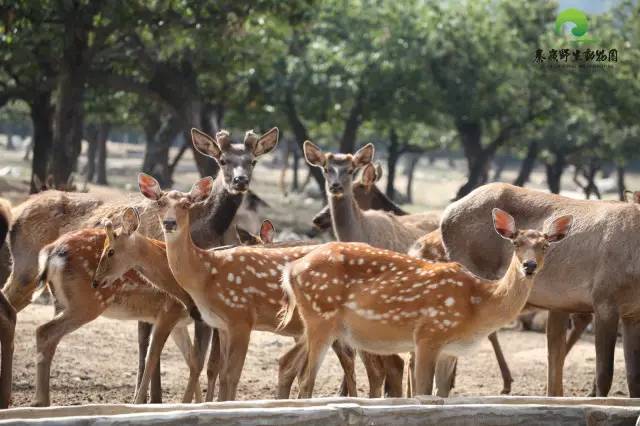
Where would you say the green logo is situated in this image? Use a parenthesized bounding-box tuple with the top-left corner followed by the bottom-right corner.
(555, 8, 597, 45)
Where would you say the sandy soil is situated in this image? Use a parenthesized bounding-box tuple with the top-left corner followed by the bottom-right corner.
(9, 303, 629, 407)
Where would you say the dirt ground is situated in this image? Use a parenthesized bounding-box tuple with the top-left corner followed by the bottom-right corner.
(9, 303, 629, 407)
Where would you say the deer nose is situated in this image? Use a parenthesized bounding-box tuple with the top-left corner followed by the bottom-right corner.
(329, 183, 343, 194)
(163, 219, 177, 232)
(91, 279, 100, 289)
(523, 260, 538, 275)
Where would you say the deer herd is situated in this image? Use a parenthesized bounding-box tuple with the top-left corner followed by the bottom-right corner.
(0, 127, 638, 408)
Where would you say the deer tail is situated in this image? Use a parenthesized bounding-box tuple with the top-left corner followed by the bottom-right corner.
(32, 247, 52, 302)
(277, 261, 298, 331)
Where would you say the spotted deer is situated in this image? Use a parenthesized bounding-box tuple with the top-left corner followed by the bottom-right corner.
(33, 217, 202, 406)
(138, 173, 357, 401)
(280, 209, 573, 397)
(3, 127, 279, 404)
(304, 141, 440, 397)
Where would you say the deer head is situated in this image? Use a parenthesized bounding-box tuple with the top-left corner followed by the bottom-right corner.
(192, 128, 279, 194)
(92, 208, 141, 288)
(235, 220, 276, 245)
(303, 141, 374, 198)
(492, 208, 573, 277)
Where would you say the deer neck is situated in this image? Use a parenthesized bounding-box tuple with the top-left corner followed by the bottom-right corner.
(328, 189, 365, 242)
(477, 255, 534, 328)
(189, 174, 244, 249)
(163, 212, 209, 293)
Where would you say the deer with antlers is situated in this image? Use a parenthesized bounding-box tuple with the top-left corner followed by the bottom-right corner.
(280, 209, 573, 397)
(137, 173, 358, 401)
(32, 210, 202, 406)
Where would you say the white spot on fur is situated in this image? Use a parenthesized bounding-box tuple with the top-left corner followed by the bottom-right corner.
(444, 297, 455, 307)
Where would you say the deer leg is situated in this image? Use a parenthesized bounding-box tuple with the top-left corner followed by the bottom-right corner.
(566, 313, 592, 356)
(332, 340, 357, 397)
(488, 331, 513, 395)
(593, 305, 619, 397)
(621, 317, 640, 397)
(217, 326, 251, 401)
(192, 321, 212, 400)
(382, 354, 404, 397)
(0, 293, 16, 408)
(434, 354, 457, 397)
(297, 323, 333, 399)
(34, 310, 95, 406)
(169, 325, 203, 403)
(136, 321, 160, 403)
(407, 352, 415, 397)
(546, 310, 569, 396)
(134, 311, 181, 404)
(277, 338, 305, 399)
(359, 351, 385, 398)
(414, 340, 440, 396)
(206, 329, 221, 402)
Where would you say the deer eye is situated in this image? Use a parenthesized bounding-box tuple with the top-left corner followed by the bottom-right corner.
(251, 159, 257, 166)
(108, 249, 115, 257)
(512, 241, 519, 248)
(219, 158, 227, 166)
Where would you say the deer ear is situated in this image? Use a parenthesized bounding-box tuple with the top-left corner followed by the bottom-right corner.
(492, 208, 516, 240)
(260, 219, 275, 243)
(361, 163, 377, 187)
(138, 173, 163, 201)
(189, 176, 214, 204)
(545, 215, 573, 243)
(353, 143, 375, 167)
(191, 128, 222, 160)
(374, 162, 384, 182)
(303, 141, 325, 168)
(253, 128, 279, 157)
(235, 225, 254, 245)
(121, 207, 140, 236)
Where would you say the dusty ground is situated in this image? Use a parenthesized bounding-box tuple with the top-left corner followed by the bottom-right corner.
(0, 137, 637, 407)
(10, 304, 629, 407)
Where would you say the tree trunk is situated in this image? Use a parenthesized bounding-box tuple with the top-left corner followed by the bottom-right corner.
(96, 122, 110, 185)
(4, 125, 14, 151)
(386, 128, 400, 201)
(545, 153, 566, 194)
(491, 156, 507, 181)
(143, 114, 180, 187)
(85, 124, 98, 182)
(283, 87, 324, 193)
(291, 144, 300, 192)
(404, 153, 421, 204)
(454, 123, 485, 200)
(513, 141, 538, 187)
(617, 165, 626, 201)
(188, 102, 219, 178)
(338, 92, 364, 154)
(51, 21, 89, 188)
(29, 92, 54, 194)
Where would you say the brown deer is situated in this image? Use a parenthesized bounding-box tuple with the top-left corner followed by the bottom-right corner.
(236, 220, 275, 246)
(33, 218, 201, 406)
(0, 199, 14, 408)
(304, 141, 439, 397)
(138, 173, 357, 401)
(3, 127, 279, 403)
(440, 182, 640, 397)
(280, 209, 573, 397)
(311, 163, 408, 232)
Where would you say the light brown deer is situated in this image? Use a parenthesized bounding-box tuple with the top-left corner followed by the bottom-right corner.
(3, 127, 279, 403)
(33, 217, 201, 406)
(304, 141, 440, 397)
(440, 183, 640, 397)
(280, 209, 573, 397)
(138, 173, 357, 401)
